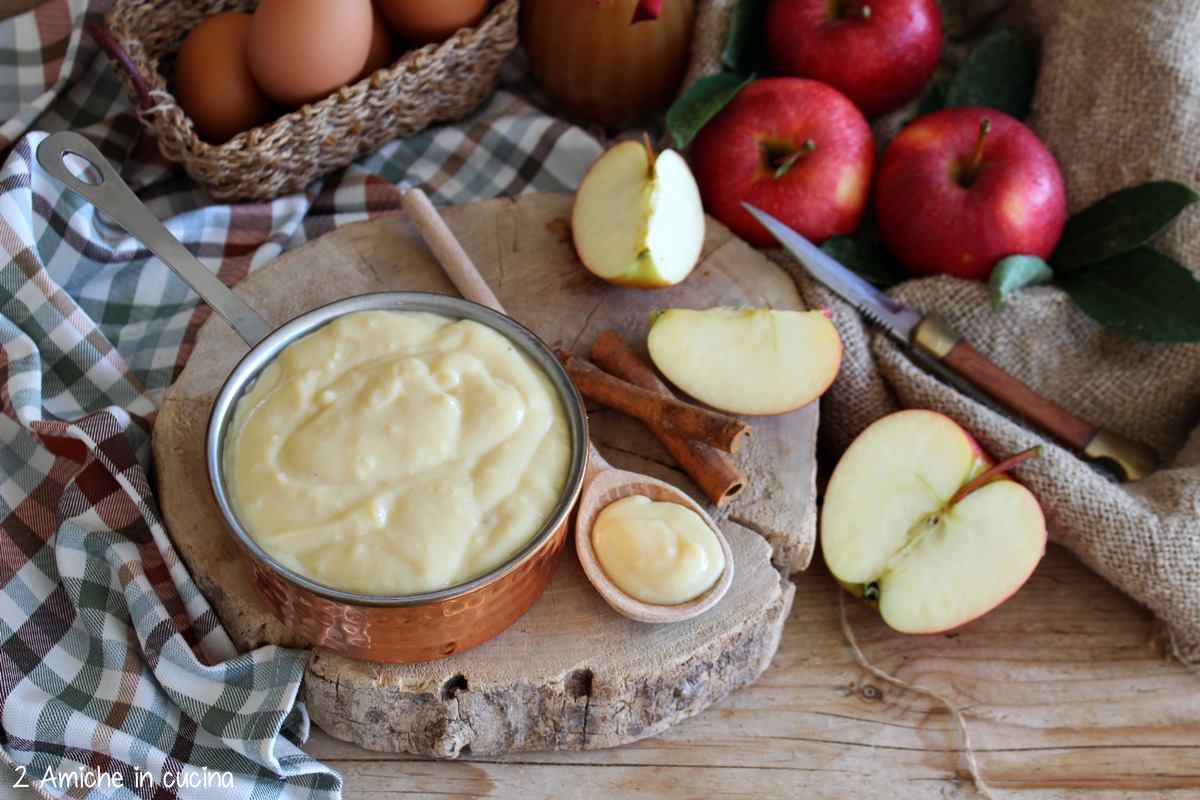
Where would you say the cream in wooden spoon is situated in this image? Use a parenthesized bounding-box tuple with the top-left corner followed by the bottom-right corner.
(592, 495, 725, 605)
(574, 445, 733, 624)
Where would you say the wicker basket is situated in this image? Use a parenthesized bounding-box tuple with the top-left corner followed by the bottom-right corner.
(96, 0, 518, 201)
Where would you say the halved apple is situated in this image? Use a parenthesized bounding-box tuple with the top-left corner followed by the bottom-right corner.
(646, 307, 842, 415)
(822, 410, 1047, 634)
(571, 140, 705, 288)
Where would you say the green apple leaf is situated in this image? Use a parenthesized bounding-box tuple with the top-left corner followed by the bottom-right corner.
(915, 70, 952, 116)
(721, 0, 769, 76)
(943, 29, 1037, 119)
(666, 72, 752, 150)
(1052, 181, 1200, 271)
(989, 254, 1053, 310)
(1056, 248, 1200, 342)
(821, 235, 905, 288)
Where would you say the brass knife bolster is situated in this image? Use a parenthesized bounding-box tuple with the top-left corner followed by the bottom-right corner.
(910, 316, 1159, 482)
(1080, 429, 1159, 483)
(911, 315, 962, 359)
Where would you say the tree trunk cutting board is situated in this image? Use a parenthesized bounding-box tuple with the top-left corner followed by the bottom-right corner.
(154, 192, 818, 757)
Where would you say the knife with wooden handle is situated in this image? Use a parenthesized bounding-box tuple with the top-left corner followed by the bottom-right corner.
(743, 203, 1160, 482)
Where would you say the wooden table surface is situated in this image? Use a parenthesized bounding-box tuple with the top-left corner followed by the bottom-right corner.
(305, 543, 1200, 798)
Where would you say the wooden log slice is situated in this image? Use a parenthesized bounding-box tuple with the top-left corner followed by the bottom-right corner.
(154, 192, 817, 756)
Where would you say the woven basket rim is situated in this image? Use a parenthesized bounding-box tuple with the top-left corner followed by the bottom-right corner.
(103, 0, 519, 161)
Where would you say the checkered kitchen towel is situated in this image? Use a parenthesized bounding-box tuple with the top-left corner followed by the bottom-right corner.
(0, 1, 602, 798)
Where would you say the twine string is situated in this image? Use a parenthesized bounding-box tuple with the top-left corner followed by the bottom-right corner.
(139, 89, 178, 117)
(838, 591, 996, 799)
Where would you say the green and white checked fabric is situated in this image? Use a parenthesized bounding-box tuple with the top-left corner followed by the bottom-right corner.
(0, 1, 603, 798)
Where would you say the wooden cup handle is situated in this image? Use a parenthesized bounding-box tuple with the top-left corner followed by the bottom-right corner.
(912, 316, 1159, 481)
(401, 188, 505, 315)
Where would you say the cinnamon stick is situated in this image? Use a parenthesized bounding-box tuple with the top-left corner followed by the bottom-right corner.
(554, 349, 752, 455)
(590, 330, 747, 507)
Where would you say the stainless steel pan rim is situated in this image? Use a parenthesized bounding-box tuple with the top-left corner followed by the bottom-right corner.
(205, 291, 589, 608)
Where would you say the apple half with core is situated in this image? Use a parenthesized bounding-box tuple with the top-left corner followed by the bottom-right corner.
(572, 139, 706, 288)
(822, 410, 1046, 633)
(646, 307, 843, 415)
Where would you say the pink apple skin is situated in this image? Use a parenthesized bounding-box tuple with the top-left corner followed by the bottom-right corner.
(923, 409, 993, 467)
(875, 107, 1067, 281)
(691, 78, 874, 248)
(766, 0, 941, 119)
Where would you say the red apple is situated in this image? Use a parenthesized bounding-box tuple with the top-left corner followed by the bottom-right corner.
(766, 0, 941, 119)
(875, 107, 1068, 281)
(691, 77, 874, 248)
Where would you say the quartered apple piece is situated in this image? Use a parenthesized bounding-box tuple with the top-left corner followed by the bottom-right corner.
(822, 410, 1047, 634)
(571, 140, 705, 288)
(646, 307, 842, 415)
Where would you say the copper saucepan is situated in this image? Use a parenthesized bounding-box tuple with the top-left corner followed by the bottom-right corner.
(37, 132, 589, 663)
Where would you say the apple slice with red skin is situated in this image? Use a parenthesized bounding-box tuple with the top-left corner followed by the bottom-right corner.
(874, 107, 1068, 281)
(766, 0, 942, 119)
(691, 77, 874, 248)
(822, 410, 1046, 634)
(646, 307, 843, 415)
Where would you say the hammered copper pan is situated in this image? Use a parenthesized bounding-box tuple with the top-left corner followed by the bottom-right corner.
(37, 132, 589, 664)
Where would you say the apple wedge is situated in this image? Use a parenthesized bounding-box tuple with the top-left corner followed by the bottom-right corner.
(822, 410, 1047, 634)
(646, 307, 842, 415)
(572, 140, 705, 288)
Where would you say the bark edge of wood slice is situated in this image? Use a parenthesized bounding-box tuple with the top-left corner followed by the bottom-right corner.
(154, 192, 816, 756)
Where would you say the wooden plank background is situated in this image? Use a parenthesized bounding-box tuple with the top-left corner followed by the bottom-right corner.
(307, 543, 1200, 797)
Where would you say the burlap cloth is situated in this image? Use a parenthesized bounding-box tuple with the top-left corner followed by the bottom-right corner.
(686, 0, 1200, 659)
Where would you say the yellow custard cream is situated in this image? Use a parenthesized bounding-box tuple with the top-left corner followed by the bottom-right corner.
(224, 310, 572, 596)
(592, 495, 725, 605)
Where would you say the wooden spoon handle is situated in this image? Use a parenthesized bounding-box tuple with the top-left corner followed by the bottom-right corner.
(585, 440, 611, 486)
(402, 188, 505, 315)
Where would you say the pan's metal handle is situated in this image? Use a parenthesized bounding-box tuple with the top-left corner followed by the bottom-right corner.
(36, 131, 273, 348)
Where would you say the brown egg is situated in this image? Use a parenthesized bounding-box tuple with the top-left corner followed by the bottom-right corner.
(377, 0, 491, 45)
(359, 5, 396, 80)
(174, 12, 274, 143)
(248, 0, 374, 107)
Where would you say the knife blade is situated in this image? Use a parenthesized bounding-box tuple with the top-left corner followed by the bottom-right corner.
(742, 202, 1159, 483)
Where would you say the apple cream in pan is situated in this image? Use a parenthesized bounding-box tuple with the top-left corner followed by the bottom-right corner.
(224, 310, 572, 596)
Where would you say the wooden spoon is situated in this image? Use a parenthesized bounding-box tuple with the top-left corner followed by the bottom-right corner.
(572, 449, 735, 623)
(401, 188, 734, 624)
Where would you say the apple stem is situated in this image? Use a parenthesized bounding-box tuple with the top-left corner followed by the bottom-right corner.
(949, 445, 1041, 505)
(642, 131, 656, 180)
(773, 139, 816, 179)
(959, 117, 992, 187)
(630, 0, 665, 23)
(836, 0, 871, 18)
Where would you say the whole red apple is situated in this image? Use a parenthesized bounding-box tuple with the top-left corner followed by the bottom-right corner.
(766, 0, 941, 119)
(691, 77, 874, 248)
(875, 107, 1067, 281)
